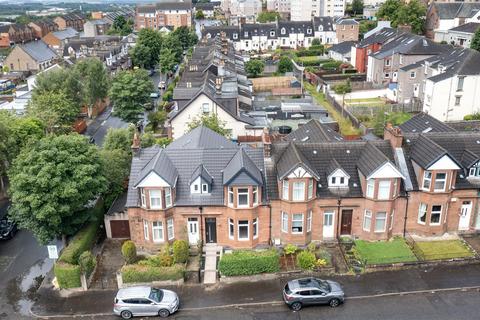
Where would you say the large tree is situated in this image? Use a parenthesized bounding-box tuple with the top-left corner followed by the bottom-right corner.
(245, 59, 265, 77)
(74, 58, 110, 118)
(278, 56, 294, 74)
(103, 127, 134, 153)
(28, 91, 80, 134)
(159, 47, 178, 74)
(471, 28, 480, 51)
(256, 11, 280, 23)
(130, 44, 153, 69)
(377, 0, 426, 34)
(137, 28, 163, 64)
(187, 113, 230, 138)
(110, 69, 154, 123)
(100, 148, 130, 199)
(351, 0, 364, 15)
(8, 134, 106, 244)
(32, 68, 83, 108)
(108, 16, 134, 36)
(172, 26, 198, 50)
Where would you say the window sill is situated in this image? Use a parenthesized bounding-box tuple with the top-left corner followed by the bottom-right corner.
(238, 238, 249, 241)
(374, 230, 386, 233)
(291, 232, 304, 235)
(153, 240, 164, 243)
(417, 221, 426, 225)
(429, 223, 441, 226)
(362, 228, 370, 232)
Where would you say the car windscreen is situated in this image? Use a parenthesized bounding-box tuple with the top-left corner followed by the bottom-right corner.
(284, 284, 292, 294)
(149, 288, 164, 303)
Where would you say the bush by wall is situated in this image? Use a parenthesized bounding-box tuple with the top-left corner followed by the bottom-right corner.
(54, 262, 81, 288)
(78, 251, 96, 277)
(297, 250, 316, 270)
(173, 240, 189, 263)
(218, 250, 280, 276)
(121, 240, 137, 264)
(59, 222, 99, 265)
(121, 264, 185, 283)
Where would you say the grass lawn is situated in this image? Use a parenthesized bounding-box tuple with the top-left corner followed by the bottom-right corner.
(345, 97, 387, 105)
(297, 56, 323, 62)
(415, 240, 475, 260)
(305, 83, 361, 136)
(355, 238, 418, 265)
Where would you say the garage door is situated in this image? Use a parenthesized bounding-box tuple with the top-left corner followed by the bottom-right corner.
(110, 220, 130, 238)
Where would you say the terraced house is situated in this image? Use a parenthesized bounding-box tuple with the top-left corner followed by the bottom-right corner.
(121, 115, 480, 250)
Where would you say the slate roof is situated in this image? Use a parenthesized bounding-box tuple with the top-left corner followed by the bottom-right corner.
(449, 22, 480, 34)
(357, 142, 393, 178)
(191, 164, 213, 184)
(326, 158, 349, 177)
(137, 1, 192, 13)
(313, 17, 335, 32)
(372, 33, 448, 59)
(335, 18, 359, 25)
(133, 148, 179, 187)
(51, 27, 79, 40)
(126, 126, 265, 207)
(329, 41, 356, 55)
(357, 27, 399, 48)
(19, 40, 57, 63)
(399, 113, 456, 133)
(194, 1, 220, 10)
(432, 2, 480, 19)
(223, 148, 264, 186)
(277, 142, 321, 180)
(409, 134, 448, 169)
(285, 119, 343, 143)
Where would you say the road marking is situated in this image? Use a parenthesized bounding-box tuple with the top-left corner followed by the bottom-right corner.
(29, 285, 480, 319)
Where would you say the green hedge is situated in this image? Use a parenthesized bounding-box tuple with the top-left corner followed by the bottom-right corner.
(55, 262, 81, 288)
(59, 222, 99, 265)
(218, 250, 280, 276)
(121, 264, 185, 283)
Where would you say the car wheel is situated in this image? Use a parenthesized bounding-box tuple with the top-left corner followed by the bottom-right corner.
(290, 302, 302, 311)
(120, 310, 133, 319)
(158, 309, 170, 318)
(329, 298, 340, 308)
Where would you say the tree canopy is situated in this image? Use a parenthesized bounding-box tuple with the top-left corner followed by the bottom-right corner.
(159, 47, 178, 74)
(256, 11, 280, 23)
(278, 56, 294, 74)
(133, 28, 163, 69)
(377, 0, 426, 34)
(195, 10, 205, 20)
(103, 127, 134, 154)
(108, 16, 134, 36)
(471, 28, 480, 51)
(187, 113, 231, 138)
(110, 69, 154, 123)
(8, 134, 106, 244)
(32, 68, 83, 109)
(352, 0, 364, 15)
(245, 59, 265, 77)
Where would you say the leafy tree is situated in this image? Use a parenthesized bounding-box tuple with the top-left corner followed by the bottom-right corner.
(256, 11, 280, 23)
(278, 56, 294, 74)
(100, 148, 131, 198)
(74, 58, 110, 118)
(110, 69, 154, 123)
(245, 59, 265, 77)
(137, 28, 163, 65)
(103, 127, 134, 153)
(157, 137, 173, 147)
(147, 109, 167, 133)
(8, 134, 106, 244)
(187, 113, 230, 138)
(334, 79, 352, 117)
(471, 29, 480, 51)
(377, 0, 426, 34)
(352, 0, 364, 15)
(376, 0, 401, 22)
(172, 26, 198, 50)
(195, 10, 205, 20)
(140, 132, 157, 148)
(311, 38, 321, 46)
(130, 44, 153, 69)
(359, 20, 377, 36)
(28, 91, 80, 134)
(32, 68, 83, 107)
(108, 16, 134, 36)
(162, 34, 183, 64)
(159, 48, 178, 74)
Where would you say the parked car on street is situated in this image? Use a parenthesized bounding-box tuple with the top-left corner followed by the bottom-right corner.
(283, 277, 344, 311)
(0, 216, 18, 240)
(114, 286, 179, 319)
(158, 81, 166, 90)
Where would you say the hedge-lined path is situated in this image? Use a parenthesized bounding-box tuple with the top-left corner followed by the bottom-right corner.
(90, 239, 124, 290)
(203, 244, 221, 284)
(31, 263, 480, 318)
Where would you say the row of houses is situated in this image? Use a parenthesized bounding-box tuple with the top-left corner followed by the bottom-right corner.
(202, 17, 359, 51)
(105, 113, 480, 249)
(135, 0, 193, 30)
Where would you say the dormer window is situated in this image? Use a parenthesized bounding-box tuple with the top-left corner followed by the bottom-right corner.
(281, 27, 286, 35)
(270, 30, 275, 36)
(244, 31, 248, 37)
(318, 25, 323, 31)
(233, 33, 238, 39)
(307, 28, 312, 34)
(469, 162, 480, 177)
(202, 184, 208, 193)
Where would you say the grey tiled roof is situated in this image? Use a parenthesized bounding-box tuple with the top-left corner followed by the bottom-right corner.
(329, 41, 356, 55)
(433, 2, 480, 19)
(223, 148, 263, 186)
(357, 142, 392, 178)
(326, 158, 348, 177)
(51, 27, 79, 40)
(276, 142, 321, 180)
(357, 27, 399, 48)
(133, 148, 178, 187)
(449, 22, 480, 34)
(460, 149, 479, 168)
(409, 134, 448, 169)
(20, 40, 57, 63)
(313, 17, 335, 32)
(372, 33, 448, 59)
(191, 164, 213, 184)
(168, 126, 237, 149)
(285, 119, 343, 143)
(399, 113, 456, 133)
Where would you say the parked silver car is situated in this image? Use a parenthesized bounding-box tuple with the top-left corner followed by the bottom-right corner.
(113, 286, 179, 319)
(283, 277, 344, 311)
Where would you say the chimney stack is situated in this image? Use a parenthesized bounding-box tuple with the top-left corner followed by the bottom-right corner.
(262, 127, 272, 158)
(383, 122, 403, 149)
(131, 130, 141, 155)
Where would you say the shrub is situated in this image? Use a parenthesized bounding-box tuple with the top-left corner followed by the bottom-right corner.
(160, 254, 174, 267)
(54, 262, 81, 288)
(307, 242, 317, 252)
(122, 240, 137, 264)
(121, 264, 185, 283)
(297, 250, 316, 270)
(218, 250, 280, 276)
(173, 240, 189, 263)
(136, 254, 173, 267)
(464, 113, 480, 120)
(316, 248, 332, 266)
(78, 251, 96, 276)
(284, 244, 298, 255)
(59, 222, 99, 265)
(316, 259, 327, 267)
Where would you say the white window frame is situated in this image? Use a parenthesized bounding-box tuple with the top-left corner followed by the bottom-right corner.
(143, 219, 149, 240)
(389, 209, 395, 230)
(237, 188, 250, 207)
(140, 188, 146, 207)
(252, 186, 258, 205)
(308, 179, 314, 199)
(167, 218, 174, 240)
(410, 71, 416, 79)
(418, 203, 427, 225)
(228, 187, 234, 206)
(430, 205, 442, 226)
(152, 221, 164, 242)
(291, 213, 304, 234)
(307, 210, 312, 232)
(363, 210, 372, 231)
(238, 220, 249, 241)
(282, 180, 289, 200)
(434, 172, 447, 192)
(228, 218, 234, 239)
(292, 181, 305, 201)
(377, 180, 391, 200)
(165, 187, 172, 208)
(385, 59, 391, 66)
(202, 103, 210, 113)
(366, 179, 375, 198)
(281, 211, 288, 233)
(253, 218, 258, 239)
(149, 190, 162, 209)
(374, 212, 387, 233)
(422, 171, 432, 191)
(202, 184, 208, 193)
(392, 179, 398, 197)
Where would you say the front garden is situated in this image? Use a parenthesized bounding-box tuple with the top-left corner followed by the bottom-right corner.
(353, 238, 418, 265)
(413, 240, 475, 261)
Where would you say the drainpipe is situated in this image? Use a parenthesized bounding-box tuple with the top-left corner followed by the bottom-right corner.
(268, 204, 272, 246)
(336, 198, 342, 240)
(403, 192, 410, 238)
(199, 206, 204, 245)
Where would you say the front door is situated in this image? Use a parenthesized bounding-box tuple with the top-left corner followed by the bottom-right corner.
(323, 211, 335, 238)
(340, 210, 353, 235)
(205, 218, 217, 243)
(187, 218, 199, 245)
(459, 201, 472, 231)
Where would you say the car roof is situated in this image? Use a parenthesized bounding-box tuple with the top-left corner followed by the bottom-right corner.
(116, 286, 151, 299)
(288, 278, 324, 291)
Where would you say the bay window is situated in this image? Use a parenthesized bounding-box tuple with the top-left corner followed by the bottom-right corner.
(253, 218, 258, 239)
(308, 179, 314, 199)
(140, 188, 146, 207)
(281, 212, 288, 233)
(292, 181, 305, 201)
(149, 190, 162, 209)
(430, 205, 442, 225)
(366, 179, 374, 198)
(374, 212, 387, 232)
(252, 186, 258, 205)
(165, 187, 172, 208)
(167, 218, 174, 240)
(418, 203, 427, 224)
(228, 187, 234, 206)
(377, 180, 391, 200)
(238, 220, 249, 240)
(307, 210, 312, 232)
(237, 188, 249, 207)
(390, 210, 395, 230)
(363, 210, 372, 231)
(423, 171, 432, 190)
(292, 213, 304, 234)
(152, 221, 164, 242)
(282, 180, 289, 200)
(434, 173, 447, 191)
(392, 179, 398, 197)
(143, 220, 149, 240)
(228, 218, 234, 239)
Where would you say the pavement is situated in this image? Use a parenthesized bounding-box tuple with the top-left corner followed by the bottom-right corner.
(30, 263, 480, 318)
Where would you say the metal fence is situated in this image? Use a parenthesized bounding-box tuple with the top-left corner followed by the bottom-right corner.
(347, 102, 423, 116)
